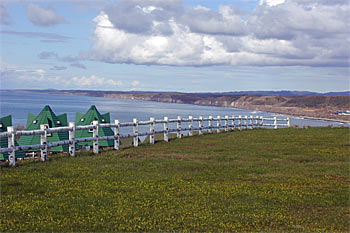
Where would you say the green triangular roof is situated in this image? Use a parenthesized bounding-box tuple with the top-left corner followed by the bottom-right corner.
(75, 112, 84, 123)
(26, 113, 36, 127)
(75, 105, 114, 147)
(18, 105, 68, 152)
(0, 115, 26, 160)
(0, 115, 11, 133)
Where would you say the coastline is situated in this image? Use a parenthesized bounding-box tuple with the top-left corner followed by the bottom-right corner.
(2, 89, 349, 124)
(254, 109, 350, 124)
(293, 116, 350, 124)
(225, 105, 350, 124)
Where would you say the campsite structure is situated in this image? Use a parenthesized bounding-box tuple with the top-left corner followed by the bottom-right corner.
(18, 105, 69, 152)
(75, 105, 114, 148)
(0, 115, 25, 160)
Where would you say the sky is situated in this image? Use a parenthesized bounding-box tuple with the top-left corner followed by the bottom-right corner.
(0, 0, 349, 93)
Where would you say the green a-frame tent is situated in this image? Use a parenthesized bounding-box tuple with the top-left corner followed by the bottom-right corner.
(0, 115, 26, 160)
(18, 105, 69, 152)
(75, 105, 114, 147)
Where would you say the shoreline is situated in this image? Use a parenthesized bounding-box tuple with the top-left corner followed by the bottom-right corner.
(236, 107, 350, 124)
(294, 116, 349, 124)
(124, 98, 350, 124)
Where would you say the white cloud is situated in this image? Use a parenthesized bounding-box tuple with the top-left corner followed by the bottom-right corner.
(180, 5, 246, 36)
(131, 80, 140, 87)
(84, 0, 349, 67)
(250, 1, 349, 40)
(137, 5, 163, 14)
(27, 4, 66, 26)
(35, 69, 45, 80)
(70, 75, 123, 88)
(0, 59, 46, 82)
(259, 0, 285, 6)
(90, 12, 234, 66)
(0, 59, 122, 89)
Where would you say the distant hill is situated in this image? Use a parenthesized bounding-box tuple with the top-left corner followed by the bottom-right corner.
(6, 89, 348, 108)
(214, 91, 350, 96)
(322, 92, 350, 96)
(6, 89, 350, 96)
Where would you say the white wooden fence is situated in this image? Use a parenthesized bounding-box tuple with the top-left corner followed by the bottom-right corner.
(0, 115, 290, 166)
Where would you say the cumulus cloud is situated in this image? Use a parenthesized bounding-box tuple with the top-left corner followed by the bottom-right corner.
(90, 12, 234, 66)
(87, 0, 349, 67)
(181, 5, 246, 36)
(27, 4, 66, 27)
(250, 1, 349, 40)
(70, 75, 122, 88)
(259, 0, 285, 6)
(105, 0, 183, 35)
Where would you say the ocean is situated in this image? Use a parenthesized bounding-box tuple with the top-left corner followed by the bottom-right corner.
(0, 91, 346, 131)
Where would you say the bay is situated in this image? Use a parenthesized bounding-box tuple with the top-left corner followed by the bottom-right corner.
(0, 91, 346, 131)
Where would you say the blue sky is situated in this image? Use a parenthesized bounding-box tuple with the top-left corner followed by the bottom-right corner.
(0, 0, 349, 92)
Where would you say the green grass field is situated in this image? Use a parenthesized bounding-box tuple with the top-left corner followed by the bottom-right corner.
(1, 127, 349, 232)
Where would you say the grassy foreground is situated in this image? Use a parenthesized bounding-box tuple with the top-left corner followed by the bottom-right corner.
(1, 127, 349, 232)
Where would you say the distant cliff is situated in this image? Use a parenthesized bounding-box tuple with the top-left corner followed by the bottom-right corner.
(105, 93, 350, 121)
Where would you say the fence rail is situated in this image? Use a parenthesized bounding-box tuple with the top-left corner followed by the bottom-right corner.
(0, 115, 290, 166)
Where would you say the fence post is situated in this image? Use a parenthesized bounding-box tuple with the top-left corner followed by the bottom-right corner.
(177, 116, 182, 139)
(238, 115, 242, 130)
(255, 116, 259, 128)
(250, 115, 253, 129)
(114, 120, 120, 150)
(199, 116, 203, 135)
(69, 122, 75, 156)
(40, 124, 48, 161)
(274, 117, 277, 129)
(287, 117, 290, 128)
(225, 115, 229, 132)
(7, 126, 15, 167)
(260, 116, 264, 128)
(93, 121, 99, 154)
(232, 115, 235, 130)
(150, 117, 155, 144)
(209, 116, 213, 133)
(189, 116, 193, 136)
(244, 116, 248, 129)
(133, 118, 139, 147)
(164, 116, 169, 142)
(216, 116, 221, 133)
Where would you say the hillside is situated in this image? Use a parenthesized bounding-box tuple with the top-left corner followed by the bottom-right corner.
(1, 128, 349, 232)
